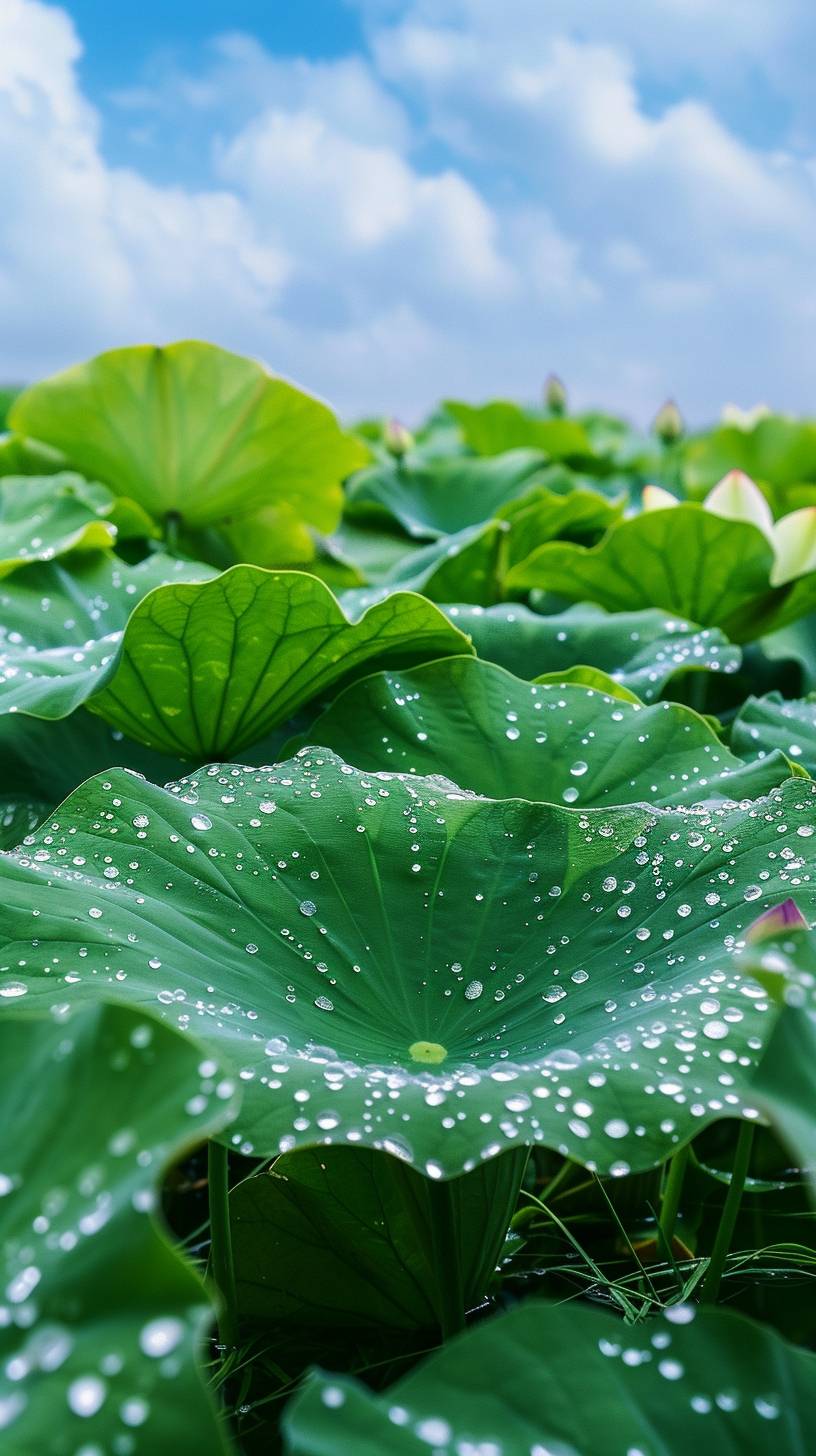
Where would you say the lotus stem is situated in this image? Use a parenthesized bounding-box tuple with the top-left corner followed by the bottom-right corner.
(164, 509, 182, 554)
(658, 1142, 690, 1255)
(687, 672, 708, 716)
(427, 1176, 465, 1341)
(700, 1120, 755, 1304)
(208, 1140, 239, 1349)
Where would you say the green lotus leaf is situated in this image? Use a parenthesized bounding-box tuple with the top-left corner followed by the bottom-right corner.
(515, 505, 816, 640)
(9, 341, 366, 539)
(0, 1002, 238, 1455)
(0, 798, 46, 849)
(0, 560, 469, 757)
(91, 569, 471, 757)
(291, 657, 793, 807)
(233, 1145, 526, 1334)
(282, 1300, 816, 1456)
(0, 552, 216, 721)
(499, 482, 624, 576)
(344, 449, 548, 539)
(2, 758, 815, 1177)
(445, 400, 597, 464)
(743, 926, 816, 1201)
(0, 473, 118, 576)
(732, 693, 816, 776)
(443, 603, 742, 702)
(512, 507, 769, 630)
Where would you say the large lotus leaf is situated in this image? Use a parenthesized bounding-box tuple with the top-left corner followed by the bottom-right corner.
(91, 569, 471, 757)
(0, 473, 117, 575)
(0, 709, 185, 808)
(0, 552, 216, 720)
(282, 1300, 816, 1456)
(0, 798, 46, 849)
(519, 505, 816, 640)
(443, 603, 742, 703)
(732, 693, 816, 776)
(0, 562, 469, 756)
(0, 1002, 238, 1455)
(291, 657, 793, 807)
(445, 400, 597, 464)
(344, 449, 548, 538)
(9, 341, 366, 539)
(232, 1145, 526, 1333)
(2, 758, 815, 1177)
(509, 507, 774, 632)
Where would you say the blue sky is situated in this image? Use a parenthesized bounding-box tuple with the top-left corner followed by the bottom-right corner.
(2, 0, 816, 423)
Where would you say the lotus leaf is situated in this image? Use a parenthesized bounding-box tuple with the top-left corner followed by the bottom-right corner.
(732, 693, 816, 777)
(292, 657, 793, 806)
(0, 562, 469, 757)
(1, 758, 814, 1177)
(9, 341, 366, 548)
(443, 603, 741, 702)
(0, 1003, 237, 1454)
(283, 1300, 816, 1456)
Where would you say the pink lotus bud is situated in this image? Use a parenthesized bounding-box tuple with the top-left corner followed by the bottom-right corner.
(746, 898, 809, 944)
(652, 399, 683, 443)
(383, 418, 414, 458)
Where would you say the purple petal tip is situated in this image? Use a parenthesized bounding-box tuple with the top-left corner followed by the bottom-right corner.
(746, 898, 809, 944)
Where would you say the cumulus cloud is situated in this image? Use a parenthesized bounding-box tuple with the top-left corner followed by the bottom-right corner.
(3, 0, 816, 421)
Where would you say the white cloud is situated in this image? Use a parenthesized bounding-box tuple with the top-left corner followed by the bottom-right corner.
(0, 0, 291, 380)
(3, 0, 816, 423)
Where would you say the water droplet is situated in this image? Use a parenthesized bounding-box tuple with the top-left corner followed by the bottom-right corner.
(139, 1317, 184, 1358)
(67, 1376, 107, 1417)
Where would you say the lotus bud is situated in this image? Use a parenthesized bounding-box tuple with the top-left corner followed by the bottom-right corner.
(641, 484, 680, 512)
(544, 373, 567, 416)
(383, 418, 414, 458)
(704, 470, 773, 539)
(652, 399, 684, 444)
(771, 505, 816, 586)
(746, 898, 809, 945)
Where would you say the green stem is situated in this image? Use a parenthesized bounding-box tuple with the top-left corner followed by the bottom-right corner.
(164, 510, 182, 555)
(427, 1177, 465, 1341)
(686, 671, 708, 717)
(700, 1121, 755, 1304)
(658, 1143, 690, 1255)
(208, 1140, 239, 1349)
